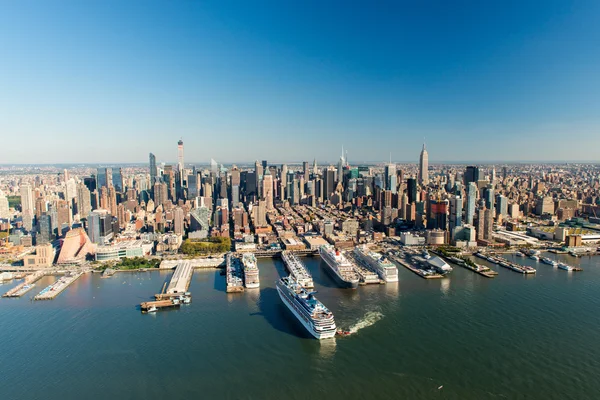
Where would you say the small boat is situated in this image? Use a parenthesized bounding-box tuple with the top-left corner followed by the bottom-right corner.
(336, 329, 351, 336)
(529, 255, 539, 262)
(147, 305, 157, 313)
(516, 252, 525, 257)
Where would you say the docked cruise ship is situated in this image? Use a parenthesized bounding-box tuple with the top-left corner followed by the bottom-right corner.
(281, 251, 314, 288)
(241, 253, 260, 289)
(276, 276, 336, 339)
(353, 246, 398, 282)
(318, 245, 359, 289)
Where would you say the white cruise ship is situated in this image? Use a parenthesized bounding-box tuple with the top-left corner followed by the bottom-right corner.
(276, 276, 336, 339)
(281, 251, 314, 288)
(242, 253, 260, 289)
(318, 245, 359, 289)
(353, 246, 398, 282)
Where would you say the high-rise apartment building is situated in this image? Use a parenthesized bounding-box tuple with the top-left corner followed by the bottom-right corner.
(173, 207, 184, 235)
(465, 182, 478, 225)
(449, 195, 463, 232)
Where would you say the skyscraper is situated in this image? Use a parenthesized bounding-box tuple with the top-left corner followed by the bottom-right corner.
(255, 161, 263, 198)
(483, 185, 495, 210)
(303, 161, 309, 182)
(149, 153, 157, 183)
(173, 207, 184, 235)
(449, 195, 463, 232)
(96, 168, 107, 190)
(20, 184, 34, 231)
(177, 139, 184, 172)
(77, 182, 92, 219)
(465, 182, 478, 225)
(280, 164, 288, 200)
(464, 166, 480, 186)
(37, 213, 53, 244)
(263, 169, 274, 210)
(112, 168, 123, 192)
(384, 163, 397, 193)
(337, 147, 345, 183)
(496, 194, 508, 217)
(406, 178, 417, 204)
(419, 143, 429, 185)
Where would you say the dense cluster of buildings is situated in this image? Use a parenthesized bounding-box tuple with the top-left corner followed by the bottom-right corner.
(1, 140, 600, 268)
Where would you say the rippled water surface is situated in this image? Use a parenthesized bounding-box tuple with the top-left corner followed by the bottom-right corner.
(1, 252, 599, 400)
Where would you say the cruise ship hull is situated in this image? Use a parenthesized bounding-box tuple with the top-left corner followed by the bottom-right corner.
(320, 260, 359, 289)
(276, 285, 336, 339)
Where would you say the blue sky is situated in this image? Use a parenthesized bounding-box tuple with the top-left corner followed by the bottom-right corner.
(1, 1, 599, 164)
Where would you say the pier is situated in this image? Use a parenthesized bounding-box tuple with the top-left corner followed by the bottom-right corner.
(141, 299, 181, 313)
(344, 251, 382, 285)
(449, 257, 497, 278)
(281, 251, 314, 288)
(434, 252, 497, 278)
(153, 260, 194, 300)
(2, 270, 46, 297)
(34, 272, 83, 300)
(225, 253, 244, 293)
(166, 261, 193, 294)
(497, 257, 536, 274)
(390, 255, 444, 279)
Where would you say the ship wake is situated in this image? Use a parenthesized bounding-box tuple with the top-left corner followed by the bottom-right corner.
(338, 311, 384, 336)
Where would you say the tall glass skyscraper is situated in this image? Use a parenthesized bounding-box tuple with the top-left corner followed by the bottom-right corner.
(112, 168, 123, 192)
(149, 153, 157, 183)
(464, 166, 480, 186)
(407, 178, 417, 204)
(465, 182, 478, 225)
(449, 195, 463, 232)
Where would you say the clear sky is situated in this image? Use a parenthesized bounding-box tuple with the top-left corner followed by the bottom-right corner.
(1, 1, 599, 165)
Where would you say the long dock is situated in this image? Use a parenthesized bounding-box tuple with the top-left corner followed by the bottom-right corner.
(281, 251, 314, 288)
(226, 253, 244, 293)
(34, 272, 83, 300)
(2, 270, 46, 297)
(390, 255, 444, 279)
(445, 256, 497, 278)
(165, 260, 193, 294)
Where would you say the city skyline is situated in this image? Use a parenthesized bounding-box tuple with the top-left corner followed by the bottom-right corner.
(1, 2, 600, 163)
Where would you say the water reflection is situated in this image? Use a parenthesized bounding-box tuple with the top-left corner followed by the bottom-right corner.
(317, 337, 337, 360)
(440, 279, 450, 296)
(245, 287, 260, 312)
(385, 281, 399, 297)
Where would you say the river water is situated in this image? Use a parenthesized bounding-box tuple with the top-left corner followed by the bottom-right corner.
(1, 252, 599, 399)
